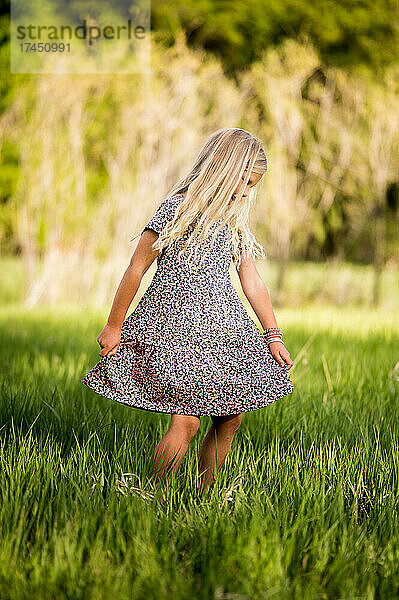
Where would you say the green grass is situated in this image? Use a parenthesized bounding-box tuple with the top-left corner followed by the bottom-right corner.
(1, 300, 399, 599)
(2, 255, 399, 311)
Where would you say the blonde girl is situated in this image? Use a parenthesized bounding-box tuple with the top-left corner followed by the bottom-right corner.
(81, 127, 294, 502)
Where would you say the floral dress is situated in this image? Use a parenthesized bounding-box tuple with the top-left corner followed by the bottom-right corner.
(81, 193, 294, 416)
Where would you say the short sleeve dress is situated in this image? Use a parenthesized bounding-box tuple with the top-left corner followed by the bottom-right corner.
(81, 193, 294, 416)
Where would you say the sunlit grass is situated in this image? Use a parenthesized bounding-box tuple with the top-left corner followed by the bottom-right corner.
(2, 255, 399, 312)
(1, 297, 398, 598)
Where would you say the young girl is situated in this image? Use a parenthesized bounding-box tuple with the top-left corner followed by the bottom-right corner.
(81, 127, 294, 502)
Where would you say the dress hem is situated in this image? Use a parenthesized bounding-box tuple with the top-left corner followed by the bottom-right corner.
(81, 376, 294, 417)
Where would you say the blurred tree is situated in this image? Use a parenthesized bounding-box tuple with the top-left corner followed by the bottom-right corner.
(151, 0, 399, 75)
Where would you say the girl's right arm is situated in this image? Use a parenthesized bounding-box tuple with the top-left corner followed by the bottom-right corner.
(97, 230, 161, 358)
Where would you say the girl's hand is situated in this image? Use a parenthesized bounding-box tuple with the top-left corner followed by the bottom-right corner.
(268, 341, 294, 370)
(97, 324, 121, 358)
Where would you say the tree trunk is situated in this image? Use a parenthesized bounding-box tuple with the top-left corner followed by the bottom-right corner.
(274, 256, 288, 307)
(372, 203, 386, 306)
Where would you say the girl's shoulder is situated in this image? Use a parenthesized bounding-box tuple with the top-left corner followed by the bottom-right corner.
(169, 192, 185, 203)
(158, 192, 185, 211)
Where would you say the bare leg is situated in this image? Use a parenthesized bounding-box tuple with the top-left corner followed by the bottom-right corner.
(151, 414, 200, 503)
(198, 413, 243, 499)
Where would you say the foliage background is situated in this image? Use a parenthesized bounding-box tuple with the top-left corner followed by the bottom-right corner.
(0, 0, 398, 307)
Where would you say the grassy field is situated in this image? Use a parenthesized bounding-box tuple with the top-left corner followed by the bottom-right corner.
(1, 262, 399, 598)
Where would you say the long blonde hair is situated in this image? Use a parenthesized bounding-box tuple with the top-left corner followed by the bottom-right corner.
(136, 127, 268, 268)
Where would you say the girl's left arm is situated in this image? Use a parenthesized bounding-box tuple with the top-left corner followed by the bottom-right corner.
(236, 255, 294, 369)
